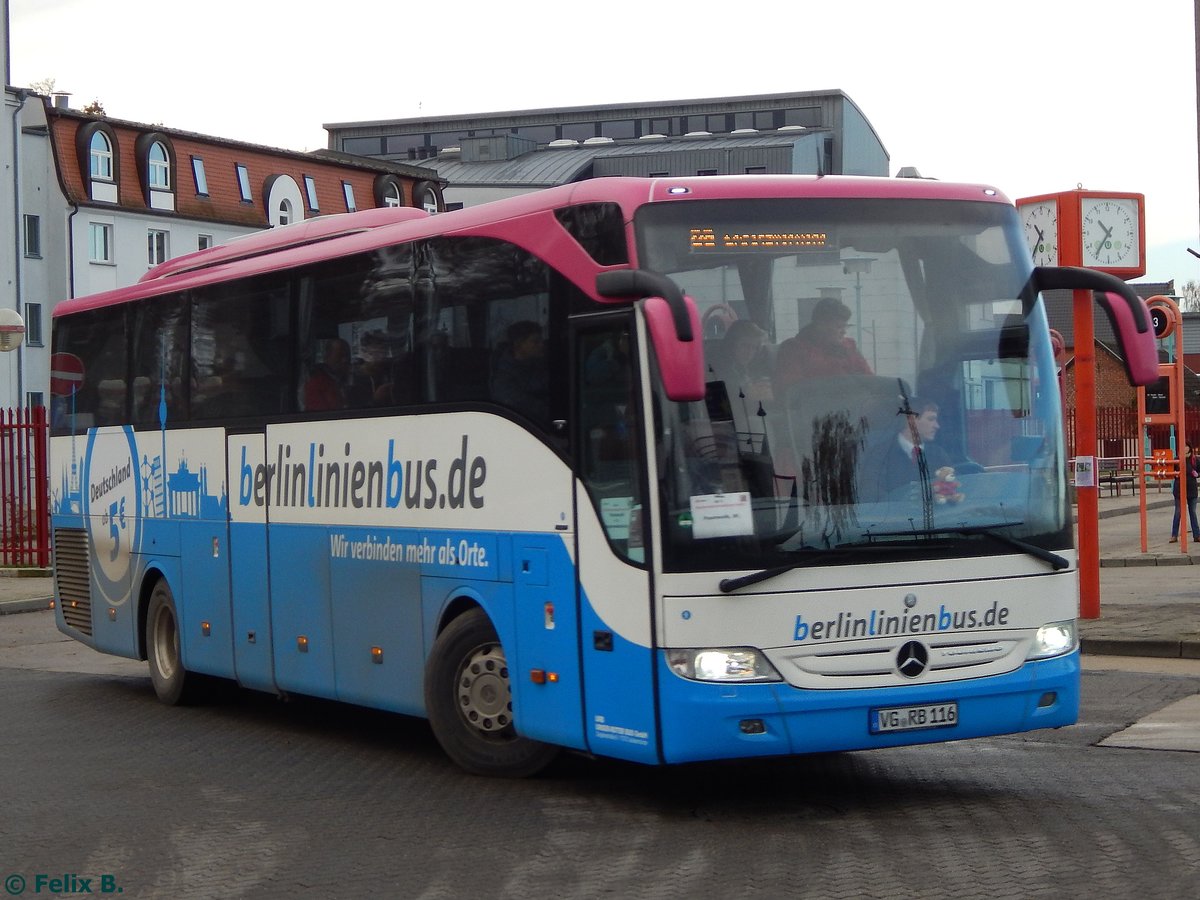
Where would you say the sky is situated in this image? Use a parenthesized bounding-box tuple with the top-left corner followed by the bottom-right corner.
(7, 0, 1200, 286)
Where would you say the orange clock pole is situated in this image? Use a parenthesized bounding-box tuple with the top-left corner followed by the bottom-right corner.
(1073, 288, 1101, 619)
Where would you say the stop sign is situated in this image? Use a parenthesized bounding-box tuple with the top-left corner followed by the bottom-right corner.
(50, 352, 85, 397)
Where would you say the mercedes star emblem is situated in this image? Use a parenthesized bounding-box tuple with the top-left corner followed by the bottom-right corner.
(896, 640, 929, 678)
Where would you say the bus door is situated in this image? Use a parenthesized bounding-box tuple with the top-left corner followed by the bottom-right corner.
(226, 432, 277, 693)
(572, 315, 661, 764)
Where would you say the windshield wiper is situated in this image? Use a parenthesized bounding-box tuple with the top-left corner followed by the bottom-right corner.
(865, 523, 1069, 571)
(718, 550, 838, 593)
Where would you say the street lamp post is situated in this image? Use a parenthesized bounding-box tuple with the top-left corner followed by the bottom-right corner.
(842, 257, 874, 351)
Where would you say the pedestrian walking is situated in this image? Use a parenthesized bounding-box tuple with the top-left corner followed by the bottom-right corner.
(1169, 443, 1199, 542)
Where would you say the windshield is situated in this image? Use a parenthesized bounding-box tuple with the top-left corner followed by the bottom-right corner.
(636, 197, 1069, 573)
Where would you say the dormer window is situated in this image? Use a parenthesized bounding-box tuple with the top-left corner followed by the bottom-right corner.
(374, 175, 404, 208)
(90, 131, 113, 181)
(77, 122, 120, 203)
(136, 132, 176, 211)
(149, 141, 170, 188)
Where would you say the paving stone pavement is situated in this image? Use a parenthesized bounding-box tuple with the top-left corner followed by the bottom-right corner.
(2, 490, 1196, 658)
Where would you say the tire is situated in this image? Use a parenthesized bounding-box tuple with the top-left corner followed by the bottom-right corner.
(145, 580, 198, 705)
(424, 608, 558, 777)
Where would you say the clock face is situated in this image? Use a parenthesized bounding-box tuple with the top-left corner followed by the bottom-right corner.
(1020, 200, 1058, 266)
(1081, 197, 1140, 268)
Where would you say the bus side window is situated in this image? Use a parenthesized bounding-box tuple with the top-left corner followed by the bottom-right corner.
(130, 294, 188, 426)
(191, 278, 290, 421)
(426, 235, 557, 429)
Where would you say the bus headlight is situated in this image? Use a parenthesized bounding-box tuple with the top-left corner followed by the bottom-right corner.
(1027, 620, 1077, 660)
(666, 648, 782, 682)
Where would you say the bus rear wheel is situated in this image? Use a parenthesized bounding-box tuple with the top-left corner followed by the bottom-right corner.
(146, 581, 198, 705)
(424, 608, 558, 777)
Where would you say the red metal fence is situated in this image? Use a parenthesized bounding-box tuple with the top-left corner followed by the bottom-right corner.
(0, 407, 50, 567)
(1065, 407, 1200, 458)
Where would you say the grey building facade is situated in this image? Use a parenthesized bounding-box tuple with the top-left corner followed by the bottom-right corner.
(325, 90, 890, 209)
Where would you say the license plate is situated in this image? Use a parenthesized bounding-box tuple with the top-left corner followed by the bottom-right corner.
(871, 701, 958, 734)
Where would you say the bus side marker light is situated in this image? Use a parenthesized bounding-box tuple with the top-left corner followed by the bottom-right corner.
(739, 719, 767, 735)
(530, 669, 545, 684)
(297, 636, 309, 653)
(201, 621, 211, 637)
(544, 602, 555, 630)
(212, 537, 220, 558)
(108, 607, 117, 621)
(49, 599, 55, 609)
(371, 646, 383, 664)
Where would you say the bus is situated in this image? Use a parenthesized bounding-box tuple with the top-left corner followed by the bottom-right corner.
(49, 175, 1157, 777)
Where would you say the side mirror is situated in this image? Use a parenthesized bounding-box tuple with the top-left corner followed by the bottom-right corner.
(597, 269, 706, 402)
(643, 295, 705, 402)
(1030, 266, 1158, 386)
(596, 270, 694, 342)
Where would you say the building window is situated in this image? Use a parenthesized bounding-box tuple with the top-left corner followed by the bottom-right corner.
(278, 199, 293, 226)
(90, 131, 113, 180)
(561, 122, 596, 142)
(148, 229, 169, 266)
(148, 141, 170, 189)
(754, 111, 778, 130)
(23, 215, 40, 258)
(384, 134, 424, 155)
(342, 136, 384, 155)
(89, 222, 113, 263)
(600, 119, 636, 139)
(416, 184, 438, 214)
(24, 303, 42, 347)
(744, 165, 767, 175)
(198, 234, 213, 251)
(236, 164, 252, 201)
(382, 182, 401, 207)
(304, 175, 319, 212)
(342, 182, 357, 212)
(697, 169, 719, 176)
(192, 156, 209, 195)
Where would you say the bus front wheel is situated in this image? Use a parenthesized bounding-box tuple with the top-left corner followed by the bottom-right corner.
(146, 581, 197, 705)
(424, 608, 558, 777)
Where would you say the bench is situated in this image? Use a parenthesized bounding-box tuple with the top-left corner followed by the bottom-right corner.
(1097, 457, 1137, 497)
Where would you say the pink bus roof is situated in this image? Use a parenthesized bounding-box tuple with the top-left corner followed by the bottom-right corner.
(54, 175, 1012, 318)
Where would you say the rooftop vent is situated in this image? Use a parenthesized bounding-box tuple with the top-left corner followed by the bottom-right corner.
(439, 146, 461, 158)
(684, 131, 712, 138)
(777, 125, 807, 132)
(639, 133, 667, 141)
(583, 136, 615, 145)
(731, 128, 759, 135)
(548, 139, 579, 149)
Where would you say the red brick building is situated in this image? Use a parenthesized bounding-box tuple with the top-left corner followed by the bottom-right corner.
(9, 94, 445, 408)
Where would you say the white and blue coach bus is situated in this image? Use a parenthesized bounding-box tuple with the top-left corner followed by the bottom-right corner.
(50, 176, 1157, 776)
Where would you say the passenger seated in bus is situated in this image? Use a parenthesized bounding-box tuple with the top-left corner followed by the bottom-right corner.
(774, 297, 872, 392)
(490, 320, 549, 423)
(303, 338, 372, 411)
(707, 319, 772, 402)
(864, 397, 953, 499)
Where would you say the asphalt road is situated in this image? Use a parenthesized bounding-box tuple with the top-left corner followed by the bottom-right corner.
(1, 610, 1198, 900)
